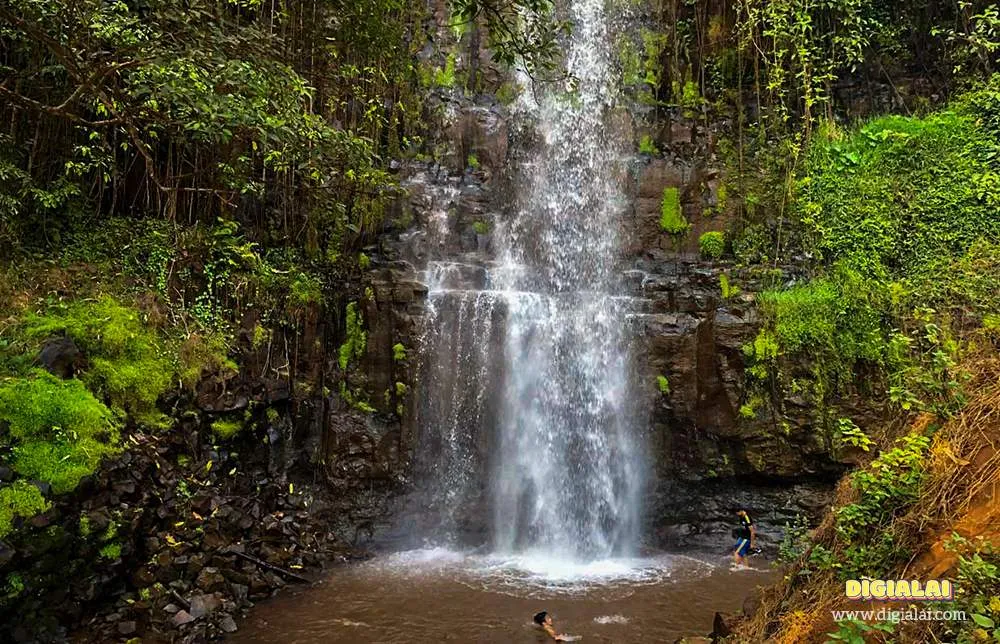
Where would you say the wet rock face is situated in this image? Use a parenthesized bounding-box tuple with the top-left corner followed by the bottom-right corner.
(366, 83, 854, 552)
(626, 256, 847, 548)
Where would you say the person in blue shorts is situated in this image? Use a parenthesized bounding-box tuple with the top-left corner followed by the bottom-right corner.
(732, 509, 756, 566)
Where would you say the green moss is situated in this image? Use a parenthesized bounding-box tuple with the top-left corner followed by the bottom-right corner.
(716, 184, 728, 213)
(472, 220, 489, 235)
(0, 371, 120, 493)
(99, 542, 121, 560)
(659, 187, 687, 234)
(210, 418, 243, 439)
(0, 481, 51, 538)
(656, 374, 670, 394)
(467, 154, 480, 169)
(639, 135, 659, 155)
(289, 272, 324, 306)
(699, 231, 725, 259)
(177, 333, 236, 391)
(5, 573, 25, 597)
(338, 301, 367, 370)
(24, 296, 173, 418)
(392, 343, 407, 361)
(78, 514, 91, 537)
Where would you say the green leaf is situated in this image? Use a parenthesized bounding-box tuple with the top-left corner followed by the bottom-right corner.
(973, 613, 995, 628)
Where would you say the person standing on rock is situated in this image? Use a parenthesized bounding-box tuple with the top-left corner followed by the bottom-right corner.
(732, 509, 756, 566)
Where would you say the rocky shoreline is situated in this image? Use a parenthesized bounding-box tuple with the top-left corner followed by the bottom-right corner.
(2, 407, 391, 643)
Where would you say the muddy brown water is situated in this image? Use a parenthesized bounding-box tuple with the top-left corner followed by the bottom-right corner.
(236, 549, 775, 643)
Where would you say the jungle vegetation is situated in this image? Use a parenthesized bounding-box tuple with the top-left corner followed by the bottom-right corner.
(1, 1, 1000, 640)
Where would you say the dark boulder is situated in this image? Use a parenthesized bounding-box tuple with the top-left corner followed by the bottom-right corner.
(38, 337, 83, 379)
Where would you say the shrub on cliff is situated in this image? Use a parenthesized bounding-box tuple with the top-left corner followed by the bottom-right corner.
(749, 101, 1000, 412)
(798, 111, 1000, 288)
(698, 231, 725, 259)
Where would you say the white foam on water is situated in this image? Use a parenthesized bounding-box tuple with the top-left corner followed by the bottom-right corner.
(594, 614, 629, 625)
(363, 549, 716, 598)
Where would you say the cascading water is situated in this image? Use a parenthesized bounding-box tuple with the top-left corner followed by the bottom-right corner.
(416, 0, 643, 562)
(238, 5, 784, 641)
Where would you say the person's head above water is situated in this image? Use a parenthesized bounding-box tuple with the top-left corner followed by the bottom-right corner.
(534, 611, 550, 626)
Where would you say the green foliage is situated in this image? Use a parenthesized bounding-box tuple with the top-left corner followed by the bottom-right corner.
(210, 418, 243, 440)
(392, 343, 407, 361)
(0, 481, 51, 538)
(777, 515, 811, 564)
(942, 534, 1000, 643)
(834, 418, 872, 452)
(743, 330, 780, 380)
(887, 314, 967, 417)
(177, 333, 237, 391)
(736, 0, 885, 130)
(826, 618, 895, 644)
(289, 273, 324, 307)
(638, 135, 659, 155)
(933, 4, 1000, 78)
(0, 0, 411, 262)
(808, 543, 841, 573)
(835, 433, 930, 573)
(99, 542, 121, 560)
(678, 79, 703, 120)
(745, 103, 1000, 421)
(719, 273, 740, 299)
(0, 371, 120, 494)
(641, 29, 668, 99)
(24, 297, 173, 418)
(698, 231, 725, 259)
(751, 265, 889, 394)
(472, 220, 490, 235)
(715, 184, 728, 214)
(450, 1, 570, 78)
(338, 301, 367, 371)
(5, 573, 25, 598)
(339, 382, 375, 413)
(659, 187, 687, 234)
(799, 112, 1000, 286)
(656, 375, 670, 394)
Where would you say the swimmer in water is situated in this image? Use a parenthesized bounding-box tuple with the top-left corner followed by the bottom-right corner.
(533, 611, 573, 641)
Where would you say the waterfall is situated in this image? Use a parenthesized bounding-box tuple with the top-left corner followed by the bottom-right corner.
(415, 0, 643, 561)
